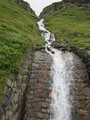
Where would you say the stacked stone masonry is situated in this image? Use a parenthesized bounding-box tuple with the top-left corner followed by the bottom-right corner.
(24, 51, 52, 120)
(72, 54, 90, 120)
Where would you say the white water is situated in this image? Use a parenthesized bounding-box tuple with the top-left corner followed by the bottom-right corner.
(37, 19, 74, 120)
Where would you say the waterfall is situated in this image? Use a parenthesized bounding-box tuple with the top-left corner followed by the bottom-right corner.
(37, 19, 74, 120)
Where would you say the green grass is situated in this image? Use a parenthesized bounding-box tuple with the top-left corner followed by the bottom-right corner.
(0, 0, 44, 101)
(45, 7, 90, 50)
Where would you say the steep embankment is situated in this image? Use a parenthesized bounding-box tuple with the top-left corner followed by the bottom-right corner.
(0, 0, 44, 101)
(40, 0, 90, 82)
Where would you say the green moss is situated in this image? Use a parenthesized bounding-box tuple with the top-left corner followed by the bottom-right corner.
(45, 7, 90, 50)
(0, 0, 44, 101)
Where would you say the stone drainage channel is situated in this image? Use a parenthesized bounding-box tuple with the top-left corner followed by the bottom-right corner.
(24, 19, 90, 120)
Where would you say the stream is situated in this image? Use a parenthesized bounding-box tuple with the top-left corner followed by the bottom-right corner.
(37, 19, 75, 120)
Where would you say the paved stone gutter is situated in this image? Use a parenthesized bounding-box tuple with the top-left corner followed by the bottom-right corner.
(24, 51, 52, 120)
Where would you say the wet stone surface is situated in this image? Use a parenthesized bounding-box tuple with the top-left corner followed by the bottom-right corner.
(71, 54, 90, 120)
(24, 51, 52, 120)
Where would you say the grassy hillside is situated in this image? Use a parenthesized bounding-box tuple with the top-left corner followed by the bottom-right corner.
(0, 0, 44, 101)
(45, 7, 90, 51)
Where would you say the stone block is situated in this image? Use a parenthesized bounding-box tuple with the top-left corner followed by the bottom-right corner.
(26, 109, 34, 117)
(7, 79, 12, 87)
(37, 112, 44, 119)
(83, 87, 90, 96)
(86, 103, 90, 110)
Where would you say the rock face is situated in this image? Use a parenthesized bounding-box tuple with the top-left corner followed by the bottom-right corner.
(16, 0, 35, 14)
(24, 51, 52, 120)
(0, 50, 33, 120)
(40, 1, 63, 18)
(40, 0, 90, 18)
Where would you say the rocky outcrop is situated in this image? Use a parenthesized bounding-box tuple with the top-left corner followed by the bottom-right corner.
(0, 50, 33, 120)
(16, 0, 35, 14)
(40, 1, 63, 18)
(40, 1, 90, 18)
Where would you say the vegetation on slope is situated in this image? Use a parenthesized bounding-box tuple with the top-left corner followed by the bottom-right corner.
(45, 7, 90, 51)
(0, 0, 44, 101)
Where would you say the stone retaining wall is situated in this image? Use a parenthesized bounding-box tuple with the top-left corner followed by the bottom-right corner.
(24, 51, 52, 120)
(72, 54, 90, 120)
(0, 51, 33, 120)
(72, 47, 90, 84)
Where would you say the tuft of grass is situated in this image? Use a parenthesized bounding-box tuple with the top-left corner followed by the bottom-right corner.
(0, 0, 44, 101)
(45, 7, 90, 50)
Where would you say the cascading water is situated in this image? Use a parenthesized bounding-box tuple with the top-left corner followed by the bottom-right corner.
(37, 19, 74, 120)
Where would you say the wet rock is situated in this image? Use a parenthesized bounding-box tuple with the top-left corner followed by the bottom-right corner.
(51, 51, 55, 54)
(51, 40, 67, 51)
(47, 47, 55, 54)
(47, 46, 51, 51)
(35, 46, 45, 53)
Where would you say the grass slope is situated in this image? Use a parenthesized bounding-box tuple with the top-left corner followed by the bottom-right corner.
(0, 0, 44, 101)
(45, 7, 90, 51)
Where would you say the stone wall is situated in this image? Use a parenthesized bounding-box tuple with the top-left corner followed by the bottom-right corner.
(0, 50, 33, 120)
(72, 47, 90, 84)
(71, 53, 90, 120)
(24, 51, 52, 120)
